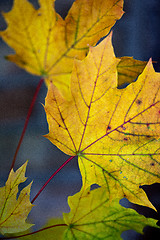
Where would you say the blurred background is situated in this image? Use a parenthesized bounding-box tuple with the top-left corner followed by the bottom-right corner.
(0, 0, 160, 239)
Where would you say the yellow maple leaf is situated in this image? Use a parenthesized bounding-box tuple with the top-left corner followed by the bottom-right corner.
(117, 57, 147, 86)
(45, 33, 160, 209)
(0, 162, 33, 234)
(0, 0, 124, 97)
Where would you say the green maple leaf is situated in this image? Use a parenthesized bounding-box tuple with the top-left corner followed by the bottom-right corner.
(45, 33, 160, 209)
(63, 187, 159, 240)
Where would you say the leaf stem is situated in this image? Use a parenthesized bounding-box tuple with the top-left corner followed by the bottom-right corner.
(0, 223, 67, 239)
(31, 155, 75, 203)
(10, 78, 44, 171)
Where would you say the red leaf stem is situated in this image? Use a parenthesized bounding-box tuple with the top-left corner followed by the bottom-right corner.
(0, 223, 67, 239)
(31, 155, 75, 203)
(10, 78, 44, 171)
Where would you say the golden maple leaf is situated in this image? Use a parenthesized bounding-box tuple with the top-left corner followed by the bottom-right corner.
(45, 33, 160, 209)
(0, 0, 124, 97)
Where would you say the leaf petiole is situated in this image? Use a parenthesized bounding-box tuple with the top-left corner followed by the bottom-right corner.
(10, 78, 44, 171)
(0, 223, 67, 239)
(31, 156, 75, 203)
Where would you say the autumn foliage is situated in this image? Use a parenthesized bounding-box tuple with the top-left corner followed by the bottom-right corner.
(0, 0, 160, 239)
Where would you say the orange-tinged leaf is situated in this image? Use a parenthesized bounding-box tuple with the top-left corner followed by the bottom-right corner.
(117, 57, 147, 86)
(45, 34, 160, 209)
(0, 162, 33, 234)
(0, 0, 124, 97)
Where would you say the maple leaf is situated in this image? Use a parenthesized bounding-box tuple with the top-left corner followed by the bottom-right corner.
(63, 187, 159, 240)
(0, 162, 33, 235)
(117, 57, 147, 87)
(0, 0, 124, 97)
(45, 33, 160, 209)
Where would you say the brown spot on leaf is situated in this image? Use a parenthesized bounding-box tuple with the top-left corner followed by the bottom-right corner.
(150, 162, 155, 166)
(146, 135, 151, 138)
(123, 138, 128, 141)
(136, 99, 142, 105)
(121, 125, 126, 130)
(107, 125, 111, 130)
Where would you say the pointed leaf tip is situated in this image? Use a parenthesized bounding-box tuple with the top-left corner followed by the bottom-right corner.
(0, 162, 34, 235)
